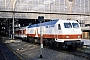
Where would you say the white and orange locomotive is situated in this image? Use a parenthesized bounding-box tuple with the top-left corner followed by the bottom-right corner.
(15, 19, 83, 49)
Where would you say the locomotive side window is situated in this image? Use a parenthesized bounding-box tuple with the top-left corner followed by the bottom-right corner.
(72, 23, 79, 28)
(64, 23, 72, 28)
(58, 24, 61, 30)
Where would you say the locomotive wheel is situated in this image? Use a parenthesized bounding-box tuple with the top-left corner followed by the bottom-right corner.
(53, 42, 58, 48)
(48, 41, 53, 49)
(44, 41, 48, 46)
(63, 44, 68, 50)
(48, 40, 56, 49)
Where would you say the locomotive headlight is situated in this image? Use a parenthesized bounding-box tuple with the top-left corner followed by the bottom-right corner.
(66, 36, 69, 38)
(78, 36, 80, 38)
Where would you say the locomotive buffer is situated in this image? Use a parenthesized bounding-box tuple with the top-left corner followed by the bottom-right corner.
(38, 16, 44, 58)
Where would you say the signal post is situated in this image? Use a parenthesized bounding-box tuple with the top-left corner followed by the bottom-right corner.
(38, 16, 44, 58)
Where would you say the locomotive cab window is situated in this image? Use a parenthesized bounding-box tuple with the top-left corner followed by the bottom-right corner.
(72, 23, 79, 28)
(64, 23, 72, 28)
(58, 24, 61, 30)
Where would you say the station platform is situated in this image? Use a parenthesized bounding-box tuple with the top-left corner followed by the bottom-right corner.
(81, 39, 90, 45)
(0, 41, 20, 60)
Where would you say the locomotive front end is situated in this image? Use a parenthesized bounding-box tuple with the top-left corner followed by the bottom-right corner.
(55, 20, 84, 48)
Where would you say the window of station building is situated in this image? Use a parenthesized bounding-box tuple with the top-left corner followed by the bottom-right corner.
(58, 24, 61, 30)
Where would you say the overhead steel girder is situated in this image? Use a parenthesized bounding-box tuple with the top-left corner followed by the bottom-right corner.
(0, 10, 90, 16)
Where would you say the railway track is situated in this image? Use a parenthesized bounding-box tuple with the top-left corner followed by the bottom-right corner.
(68, 50, 90, 60)
(45, 43, 90, 60)
(25, 40, 90, 60)
(26, 38, 90, 59)
(1, 37, 90, 60)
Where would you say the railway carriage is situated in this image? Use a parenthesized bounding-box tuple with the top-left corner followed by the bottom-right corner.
(14, 26, 27, 40)
(14, 19, 84, 49)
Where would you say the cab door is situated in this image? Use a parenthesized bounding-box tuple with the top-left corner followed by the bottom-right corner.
(55, 24, 61, 39)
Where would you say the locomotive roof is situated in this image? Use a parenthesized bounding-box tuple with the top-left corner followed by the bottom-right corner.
(28, 20, 58, 28)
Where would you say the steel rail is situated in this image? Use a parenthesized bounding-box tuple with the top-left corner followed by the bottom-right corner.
(69, 51, 90, 59)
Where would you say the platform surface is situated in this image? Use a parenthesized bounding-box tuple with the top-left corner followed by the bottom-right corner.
(82, 39, 90, 45)
(0, 41, 20, 60)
